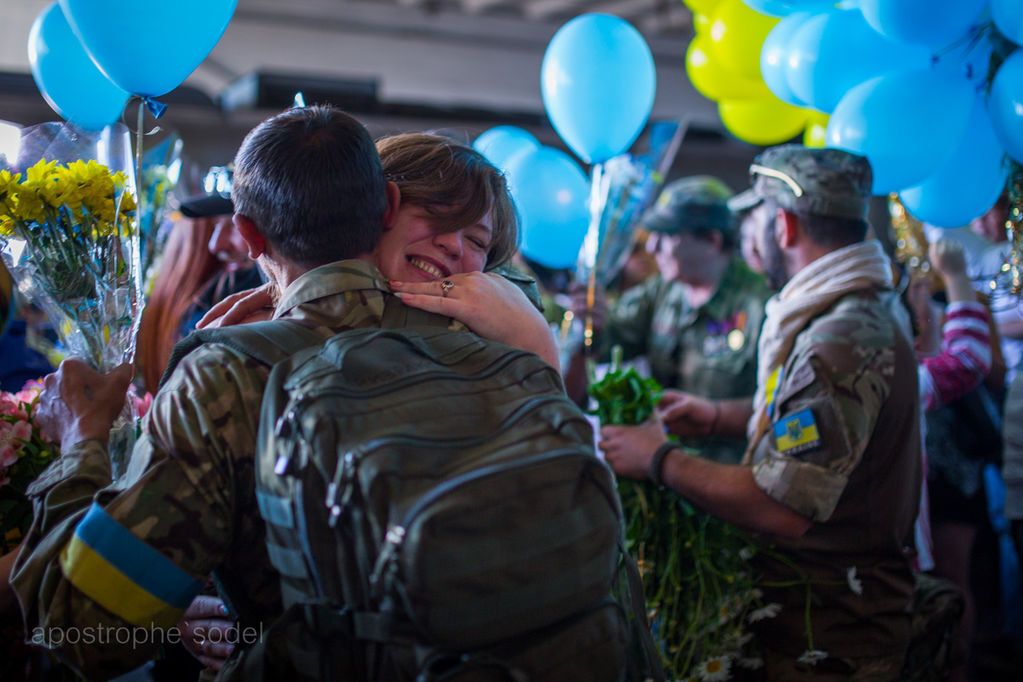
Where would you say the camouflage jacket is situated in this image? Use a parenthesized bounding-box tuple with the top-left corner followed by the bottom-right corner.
(602, 256, 771, 463)
(11, 260, 401, 679)
(745, 288, 921, 660)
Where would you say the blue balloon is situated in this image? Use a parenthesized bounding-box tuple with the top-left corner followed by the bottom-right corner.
(760, 12, 814, 106)
(59, 0, 237, 97)
(990, 50, 1023, 164)
(541, 14, 655, 164)
(786, 9, 930, 113)
(472, 126, 540, 170)
(28, 3, 128, 131)
(505, 146, 590, 269)
(994, 0, 1023, 46)
(933, 28, 994, 85)
(743, 0, 836, 17)
(827, 69, 973, 193)
(900, 98, 1007, 228)
(859, 0, 987, 49)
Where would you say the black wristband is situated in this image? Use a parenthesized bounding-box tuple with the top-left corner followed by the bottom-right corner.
(648, 442, 680, 487)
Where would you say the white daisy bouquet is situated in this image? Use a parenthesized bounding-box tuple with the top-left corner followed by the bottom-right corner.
(590, 348, 771, 679)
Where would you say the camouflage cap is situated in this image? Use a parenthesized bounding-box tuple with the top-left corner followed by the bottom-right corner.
(640, 176, 734, 235)
(733, 145, 873, 221)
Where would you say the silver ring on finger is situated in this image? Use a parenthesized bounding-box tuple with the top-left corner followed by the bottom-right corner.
(440, 279, 455, 297)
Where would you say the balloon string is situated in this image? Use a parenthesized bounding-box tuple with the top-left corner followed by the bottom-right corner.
(583, 162, 606, 356)
(135, 103, 145, 248)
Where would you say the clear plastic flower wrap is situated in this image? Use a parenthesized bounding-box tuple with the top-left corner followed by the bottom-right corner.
(0, 120, 143, 477)
(138, 132, 183, 289)
(574, 119, 684, 352)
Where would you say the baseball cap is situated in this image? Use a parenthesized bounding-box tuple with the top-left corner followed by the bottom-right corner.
(729, 145, 872, 221)
(640, 176, 734, 235)
(180, 165, 234, 218)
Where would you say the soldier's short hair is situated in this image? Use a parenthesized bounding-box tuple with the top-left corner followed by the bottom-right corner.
(233, 105, 386, 266)
(376, 133, 518, 269)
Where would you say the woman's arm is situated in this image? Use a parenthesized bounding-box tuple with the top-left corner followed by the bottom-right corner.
(390, 272, 559, 368)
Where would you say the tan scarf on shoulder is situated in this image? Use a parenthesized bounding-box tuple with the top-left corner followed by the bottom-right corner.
(746, 240, 893, 446)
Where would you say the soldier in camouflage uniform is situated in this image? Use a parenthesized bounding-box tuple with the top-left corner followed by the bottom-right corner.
(10, 108, 551, 679)
(568, 176, 772, 464)
(600, 146, 921, 680)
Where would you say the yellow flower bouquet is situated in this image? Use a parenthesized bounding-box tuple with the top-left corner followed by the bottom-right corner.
(0, 122, 143, 476)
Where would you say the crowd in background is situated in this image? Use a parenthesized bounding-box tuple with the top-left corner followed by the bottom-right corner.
(0, 108, 1022, 680)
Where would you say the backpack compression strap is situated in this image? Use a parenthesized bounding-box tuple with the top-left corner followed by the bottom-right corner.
(160, 319, 328, 389)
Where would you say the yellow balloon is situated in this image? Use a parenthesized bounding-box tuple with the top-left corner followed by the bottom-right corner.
(684, 0, 722, 16)
(803, 111, 830, 148)
(686, 36, 770, 102)
(707, 0, 779, 80)
(693, 12, 711, 35)
(719, 96, 809, 146)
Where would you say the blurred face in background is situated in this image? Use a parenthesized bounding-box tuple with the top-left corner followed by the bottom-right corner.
(970, 199, 1008, 243)
(646, 229, 722, 285)
(207, 214, 252, 272)
(740, 205, 770, 276)
(753, 205, 791, 291)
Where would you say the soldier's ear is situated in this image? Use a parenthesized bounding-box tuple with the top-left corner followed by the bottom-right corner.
(775, 208, 799, 249)
(234, 214, 267, 259)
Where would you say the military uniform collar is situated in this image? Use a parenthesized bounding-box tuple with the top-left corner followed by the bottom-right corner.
(274, 259, 388, 320)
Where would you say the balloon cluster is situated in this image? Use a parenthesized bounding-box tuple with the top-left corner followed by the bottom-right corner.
(711, 0, 1023, 228)
(28, 0, 237, 131)
(473, 127, 590, 269)
(684, 0, 824, 147)
(475, 14, 659, 269)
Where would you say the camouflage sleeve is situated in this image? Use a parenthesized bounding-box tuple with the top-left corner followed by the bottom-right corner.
(10, 344, 264, 678)
(747, 335, 893, 522)
(599, 278, 660, 362)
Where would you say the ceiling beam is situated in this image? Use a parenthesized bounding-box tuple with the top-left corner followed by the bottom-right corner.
(590, 0, 662, 21)
(460, 0, 519, 13)
(523, 0, 583, 22)
(639, 4, 692, 34)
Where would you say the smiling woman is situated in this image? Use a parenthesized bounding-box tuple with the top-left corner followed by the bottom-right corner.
(374, 132, 518, 280)
(197, 131, 560, 367)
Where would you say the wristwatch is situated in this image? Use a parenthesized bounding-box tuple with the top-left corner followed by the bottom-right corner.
(648, 442, 681, 487)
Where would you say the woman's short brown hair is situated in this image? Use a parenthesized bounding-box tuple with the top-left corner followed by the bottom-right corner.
(376, 133, 519, 269)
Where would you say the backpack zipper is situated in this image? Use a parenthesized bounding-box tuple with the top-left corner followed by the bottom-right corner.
(367, 447, 601, 600)
(323, 394, 587, 526)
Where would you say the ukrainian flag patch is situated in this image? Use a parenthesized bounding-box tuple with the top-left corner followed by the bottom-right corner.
(59, 503, 202, 628)
(773, 408, 822, 455)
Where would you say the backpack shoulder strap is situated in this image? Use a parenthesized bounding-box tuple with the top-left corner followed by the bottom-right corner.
(160, 320, 328, 388)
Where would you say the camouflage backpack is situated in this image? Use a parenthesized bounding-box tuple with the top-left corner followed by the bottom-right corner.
(173, 299, 663, 682)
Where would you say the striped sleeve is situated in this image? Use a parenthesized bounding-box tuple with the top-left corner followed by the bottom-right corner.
(920, 301, 992, 411)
